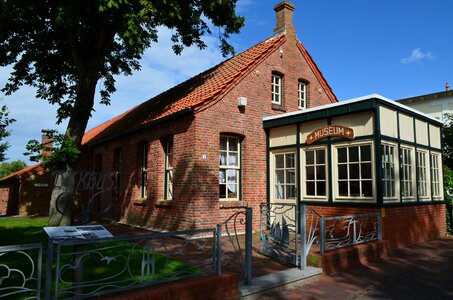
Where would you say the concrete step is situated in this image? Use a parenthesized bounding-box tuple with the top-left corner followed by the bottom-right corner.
(239, 267, 322, 299)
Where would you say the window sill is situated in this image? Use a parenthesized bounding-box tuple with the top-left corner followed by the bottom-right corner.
(271, 104, 286, 112)
(134, 198, 147, 206)
(156, 200, 172, 207)
(219, 201, 248, 209)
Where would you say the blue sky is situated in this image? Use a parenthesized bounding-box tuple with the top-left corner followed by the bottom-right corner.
(1, 0, 452, 164)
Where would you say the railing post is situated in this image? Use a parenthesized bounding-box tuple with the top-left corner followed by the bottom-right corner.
(44, 239, 53, 300)
(320, 216, 326, 255)
(216, 224, 222, 275)
(244, 207, 253, 286)
(299, 204, 307, 269)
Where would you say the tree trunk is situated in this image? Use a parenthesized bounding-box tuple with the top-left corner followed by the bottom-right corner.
(48, 70, 98, 226)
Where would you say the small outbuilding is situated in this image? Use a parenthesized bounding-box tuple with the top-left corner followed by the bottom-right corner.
(264, 94, 446, 248)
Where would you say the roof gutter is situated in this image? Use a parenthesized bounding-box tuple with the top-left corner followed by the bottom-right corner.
(85, 107, 194, 148)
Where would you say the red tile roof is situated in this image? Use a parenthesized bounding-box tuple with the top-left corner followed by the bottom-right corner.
(0, 163, 45, 182)
(83, 33, 336, 145)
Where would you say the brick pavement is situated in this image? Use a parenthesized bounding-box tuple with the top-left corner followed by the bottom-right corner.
(260, 237, 453, 300)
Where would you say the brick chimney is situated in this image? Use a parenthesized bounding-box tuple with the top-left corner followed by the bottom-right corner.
(274, 1, 296, 38)
(41, 129, 53, 159)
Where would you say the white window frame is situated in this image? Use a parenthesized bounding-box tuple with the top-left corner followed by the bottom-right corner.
(271, 150, 297, 201)
(400, 145, 416, 202)
(417, 149, 431, 200)
(219, 135, 240, 201)
(430, 152, 443, 200)
(271, 74, 282, 105)
(298, 81, 307, 109)
(301, 146, 328, 201)
(382, 142, 399, 203)
(333, 141, 375, 203)
(164, 138, 173, 200)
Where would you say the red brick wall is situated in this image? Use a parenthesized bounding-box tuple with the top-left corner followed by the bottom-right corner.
(98, 273, 238, 300)
(86, 35, 335, 231)
(0, 185, 14, 215)
(309, 204, 447, 249)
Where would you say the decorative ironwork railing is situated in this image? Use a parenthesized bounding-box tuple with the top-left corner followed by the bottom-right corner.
(259, 203, 299, 266)
(259, 203, 382, 269)
(0, 243, 43, 299)
(44, 229, 216, 299)
(216, 207, 252, 285)
(320, 212, 382, 254)
(50, 171, 117, 225)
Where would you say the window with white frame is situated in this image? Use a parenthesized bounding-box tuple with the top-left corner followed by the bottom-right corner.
(381, 144, 397, 199)
(298, 81, 307, 109)
(417, 150, 430, 198)
(430, 152, 442, 199)
(400, 146, 414, 199)
(164, 138, 173, 200)
(274, 152, 296, 200)
(304, 148, 327, 198)
(219, 135, 240, 200)
(140, 143, 148, 199)
(336, 143, 373, 199)
(271, 74, 282, 105)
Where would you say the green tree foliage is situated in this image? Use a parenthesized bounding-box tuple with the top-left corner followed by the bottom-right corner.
(443, 166, 453, 233)
(0, 0, 244, 225)
(0, 160, 27, 178)
(0, 102, 15, 162)
(443, 114, 453, 233)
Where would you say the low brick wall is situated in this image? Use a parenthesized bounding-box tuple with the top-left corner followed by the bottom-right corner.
(98, 273, 238, 300)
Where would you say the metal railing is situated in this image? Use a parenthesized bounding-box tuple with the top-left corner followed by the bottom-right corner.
(259, 203, 383, 268)
(44, 228, 217, 299)
(320, 212, 382, 254)
(0, 243, 43, 299)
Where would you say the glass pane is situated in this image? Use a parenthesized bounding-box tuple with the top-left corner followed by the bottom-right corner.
(275, 154, 284, 169)
(361, 145, 371, 161)
(275, 184, 284, 199)
(286, 170, 295, 184)
(229, 138, 238, 151)
(220, 152, 227, 165)
(317, 182, 326, 196)
(219, 170, 226, 184)
(227, 169, 237, 184)
(286, 153, 295, 168)
(349, 147, 359, 162)
(219, 184, 226, 198)
(339, 181, 348, 196)
(338, 165, 347, 180)
(349, 163, 359, 179)
(316, 150, 325, 164)
(228, 153, 238, 166)
(228, 184, 237, 198)
(338, 148, 347, 163)
(361, 163, 372, 179)
(220, 137, 227, 150)
(286, 185, 296, 199)
(316, 166, 325, 180)
(306, 151, 314, 165)
(275, 170, 285, 184)
(306, 182, 315, 196)
(350, 181, 360, 196)
(362, 181, 372, 197)
(306, 166, 315, 180)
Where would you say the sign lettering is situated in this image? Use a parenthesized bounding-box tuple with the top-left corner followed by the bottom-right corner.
(306, 125, 354, 145)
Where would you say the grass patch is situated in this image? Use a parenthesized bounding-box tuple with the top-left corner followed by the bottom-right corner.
(0, 217, 48, 246)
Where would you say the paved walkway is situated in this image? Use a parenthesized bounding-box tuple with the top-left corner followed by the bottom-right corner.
(260, 237, 453, 300)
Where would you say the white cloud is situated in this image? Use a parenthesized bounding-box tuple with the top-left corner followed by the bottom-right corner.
(401, 48, 435, 64)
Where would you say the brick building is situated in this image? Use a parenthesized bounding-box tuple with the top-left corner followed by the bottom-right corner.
(81, 1, 337, 231)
